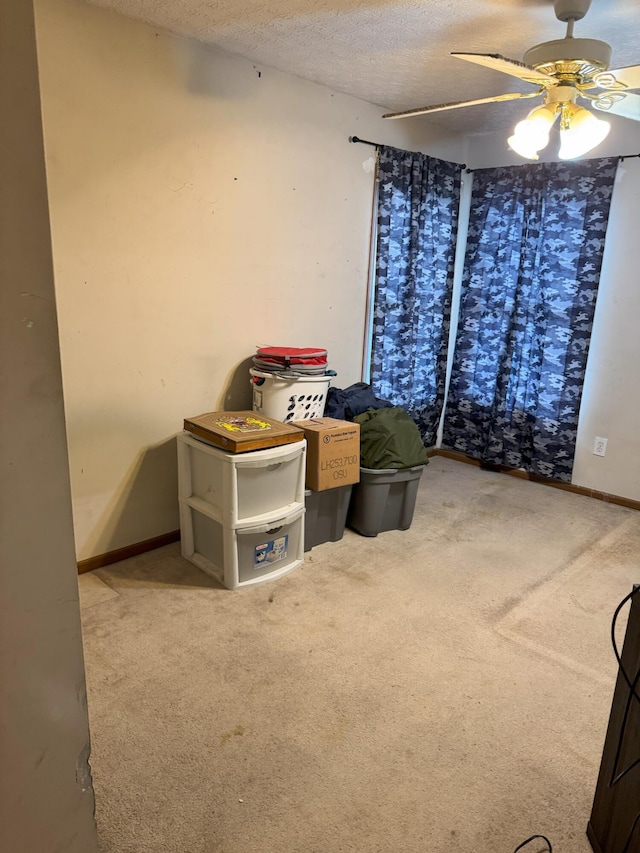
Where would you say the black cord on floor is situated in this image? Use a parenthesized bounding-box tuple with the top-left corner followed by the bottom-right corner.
(513, 835, 552, 853)
(621, 811, 640, 853)
(513, 586, 640, 853)
(611, 585, 640, 702)
(609, 585, 640, 788)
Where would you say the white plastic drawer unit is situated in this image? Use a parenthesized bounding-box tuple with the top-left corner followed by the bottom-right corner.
(177, 432, 306, 526)
(180, 503, 305, 590)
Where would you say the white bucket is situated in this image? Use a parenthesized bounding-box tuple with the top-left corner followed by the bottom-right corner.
(250, 368, 333, 422)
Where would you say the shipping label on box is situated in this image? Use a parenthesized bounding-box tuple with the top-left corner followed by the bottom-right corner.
(292, 417, 360, 491)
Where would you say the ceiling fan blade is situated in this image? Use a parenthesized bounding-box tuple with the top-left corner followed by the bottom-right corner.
(383, 90, 542, 120)
(451, 53, 556, 86)
(591, 91, 640, 121)
(594, 65, 640, 91)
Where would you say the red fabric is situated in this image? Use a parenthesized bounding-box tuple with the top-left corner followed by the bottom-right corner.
(256, 347, 327, 366)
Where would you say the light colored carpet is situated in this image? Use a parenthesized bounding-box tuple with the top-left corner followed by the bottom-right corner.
(79, 457, 640, 853)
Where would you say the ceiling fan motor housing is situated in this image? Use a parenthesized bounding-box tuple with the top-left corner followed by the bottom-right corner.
(554, 0, 592, 23)
(524, 38, 611, 80)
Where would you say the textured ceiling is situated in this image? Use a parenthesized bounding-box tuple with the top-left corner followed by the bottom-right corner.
(86, 0, 640, 134)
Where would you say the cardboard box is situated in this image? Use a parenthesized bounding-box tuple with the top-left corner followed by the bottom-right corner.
(292, 418, 360, 491)
(184, 411, 304, 453)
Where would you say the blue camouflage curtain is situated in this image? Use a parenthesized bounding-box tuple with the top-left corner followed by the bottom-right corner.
(370, 145, 461, 446)
(442, 158, 618, 482)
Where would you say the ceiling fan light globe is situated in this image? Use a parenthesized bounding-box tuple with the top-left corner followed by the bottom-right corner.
(512, 119, 549, 150)
(558, 107, 611, 159)
(508, 109, 554, 159)
(527, 105, 558, 130)
(507, 134, 541, 160)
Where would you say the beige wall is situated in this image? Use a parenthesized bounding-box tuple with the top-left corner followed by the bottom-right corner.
(34, 0, 466, 561)
(0, 1, 97, 850)
(572, 154, 640, 500)
(460, 123, 640, 502)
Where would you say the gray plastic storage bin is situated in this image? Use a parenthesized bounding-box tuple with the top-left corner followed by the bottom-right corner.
(346, 465, 424, 537)
(304, 485, 353, 551)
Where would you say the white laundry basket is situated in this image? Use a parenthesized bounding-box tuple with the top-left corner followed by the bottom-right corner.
(250, 368, 333, 422)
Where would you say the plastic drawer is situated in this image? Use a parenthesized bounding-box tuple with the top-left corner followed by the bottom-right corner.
(180, 501, 304, 590)
(177, 432, 305, 526)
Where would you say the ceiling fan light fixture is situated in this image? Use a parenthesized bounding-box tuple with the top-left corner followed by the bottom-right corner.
(382, 0, 640, 146)
(508, 105, 558, 160)
(558, 102, 610, 159)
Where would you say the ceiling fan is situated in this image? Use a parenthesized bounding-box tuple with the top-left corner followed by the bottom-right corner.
(383, 0, 640, 160)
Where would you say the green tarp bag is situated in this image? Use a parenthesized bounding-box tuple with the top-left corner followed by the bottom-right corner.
(354, 407, 430, 470)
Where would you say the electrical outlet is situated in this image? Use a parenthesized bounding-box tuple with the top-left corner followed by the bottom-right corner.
(593, 436, 608, 457)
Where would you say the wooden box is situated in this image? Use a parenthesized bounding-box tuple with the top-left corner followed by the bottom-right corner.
(183, 410, 304, 453)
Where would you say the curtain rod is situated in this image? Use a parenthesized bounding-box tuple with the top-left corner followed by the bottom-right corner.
(349, 135, 468, 169)
(350, 136, 639, 171)
(464, 152, 640, 173)
(349, 135, 379, 148)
